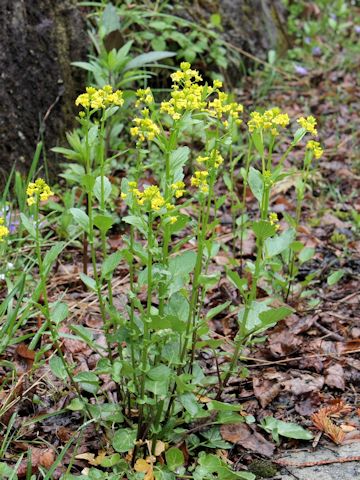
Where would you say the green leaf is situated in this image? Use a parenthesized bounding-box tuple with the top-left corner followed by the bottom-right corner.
(124, 51, 176, 71)
(73, 371, 99, 394)
(210, 13, 222, 27)
(206, 301, 231, 320)
(81, 174, 96, 193)
(70, 208, 89, 233)
(238, 301, 269, 335)
(146, 364, 172, 397)
(101, 250, 123, 278)
(80, 273, 97, 291)
(293, 127, 306, 145)
(265, 228, 296, 258)
(179, 393, 203, 417)
(251, 131, 264, 156)
(169, 251, 197, 277)
(94, 176, 112, 204)
(123, 215, 147, 235)
(252, 220, 276, 240)
(258, 306, 293, 326)
(112, 428, 137, 453)
(100, 453, 122, 468)
(165, 447, 184, 472)
(93, 213, 113, 233)
(51, 302, 68, 325)
(327, 269, 345, 286)
(299, 246, 315, 264)
(207, 400, 242, 412)
(102, 2, 120, 35)
(49, 355, 68, 380)
(169, 146, 190, 182)
(20, 213, 36, 238)
(66, 398, 85, 411)
(226, 268, 247, 293)
(260, 416, 313, 444)
(43, 242, 66, 273)
(248, 167, 263, 204)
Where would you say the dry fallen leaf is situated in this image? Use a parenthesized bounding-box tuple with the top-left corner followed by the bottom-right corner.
(17, 448, 55, 476)
(220, 423, 275, 457)
(325, 364, 345, 390)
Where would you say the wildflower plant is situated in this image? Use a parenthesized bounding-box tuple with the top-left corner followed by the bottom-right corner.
(10, 63, 323, 478)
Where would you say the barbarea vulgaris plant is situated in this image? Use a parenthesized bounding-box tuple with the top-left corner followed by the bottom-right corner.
(26, 63, 322, 478)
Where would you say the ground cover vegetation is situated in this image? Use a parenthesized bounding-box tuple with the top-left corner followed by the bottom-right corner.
(0, 1, 359, 479)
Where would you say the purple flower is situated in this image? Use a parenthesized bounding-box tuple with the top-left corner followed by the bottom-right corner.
(304, 36, 311, 45)
(294, 65, 309, 76)
(312, 46, 322, 56)
(355, 25, 360, 34)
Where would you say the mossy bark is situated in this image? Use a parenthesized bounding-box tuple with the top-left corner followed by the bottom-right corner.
(179, 0, 289, 59)
(0, 0, 87, 181)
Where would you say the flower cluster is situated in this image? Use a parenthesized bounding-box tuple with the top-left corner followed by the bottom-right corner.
(269, 212, 280, 231)
(248, 108, 290, 136)
(196, 149, 224, 169)
(75, 85, 124, 110)
(170, 181, 186, 198)
(130, 109, 160, 143)
(263, 170, 274, 187)
(135, 87, 154, 107)
(161, 63, 207, 120)
(128, 183, 166, 212)
(306, 140, 323, 158)
(207, 91, 243, 126)
(190, 171, 209, 194)
(0, 218, 9, 242)
(297, 115, 317, 136)
(26, 179, 54, 206)
(170, 62, 203, 84)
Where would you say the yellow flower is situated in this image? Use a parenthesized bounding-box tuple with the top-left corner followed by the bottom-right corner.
(75, 86, 124, 111)
(306, 140, 323, 159)
(121, 192, 127, 199)
(191, 170, 209, 194)
(134, 185, 166, 212)
(207, 91, 243, 125)
(135, 87, 154, 107)
(171, 181, 186, 198)
(26, 178, 54, 205)
(196, 149, 223, 169)
(0, 218, 9, 242)
(248, 108, 289, 135)
(131, 110, 160, 143)
(297, 115, 318, 136)
(269, 212, 280, 231)
(169, 216, 177, 224)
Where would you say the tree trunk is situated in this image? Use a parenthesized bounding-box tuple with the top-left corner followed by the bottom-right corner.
(0, 0, 87, 181)
(182, 0, 289, 59)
